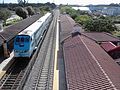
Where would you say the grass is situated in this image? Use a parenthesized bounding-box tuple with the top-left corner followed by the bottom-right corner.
(2, 18, 22, 29)
(112, 31, 120, 37)
(5, 18, 22, 26)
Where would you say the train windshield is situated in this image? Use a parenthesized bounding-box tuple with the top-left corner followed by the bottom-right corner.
(15, 35, 30, 44)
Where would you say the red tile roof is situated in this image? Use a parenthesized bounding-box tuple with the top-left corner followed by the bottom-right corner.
(100, 42, 116, 52)
(100, 42, 120, 54)
(60, 15, 76, 41)
(82, 32, 120, 42)
(63, 35, 120, 90)
(108, 46, 120, 53)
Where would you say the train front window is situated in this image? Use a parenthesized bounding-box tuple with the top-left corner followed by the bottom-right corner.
(21, 37, 24, 42)
(15, 35, 30, 45)
(16, 37, 20, 42)
(15, 37, 20, 45)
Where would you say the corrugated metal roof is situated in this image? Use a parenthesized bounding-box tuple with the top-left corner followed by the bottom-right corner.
(82, 32, 120, 42)
(63, 35, 120, 90)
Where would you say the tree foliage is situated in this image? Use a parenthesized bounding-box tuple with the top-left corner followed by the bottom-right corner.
(39, 6, 51, 15)
(84, 19, 117, 32)
(26, 6, 35, 16)
(34, 7, 40, 14)
(60, 6, 91, 20)
(50, 3, 56, 9)
(15, 7, 28, 19)
(40, 6, 51, 12)
(60, 6, 79, 19)
(60, 6, 118, 33)
(0, 8, 11, 25)
(75, 15, 92, 25)
(45, 2, 56, 9)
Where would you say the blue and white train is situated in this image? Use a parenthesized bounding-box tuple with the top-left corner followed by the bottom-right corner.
(14, 13, 52, 58)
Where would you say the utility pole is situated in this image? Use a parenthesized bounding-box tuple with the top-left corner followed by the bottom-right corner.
(24, 0, 26, 6)
(27, 0, 29, 3)
(17, 0, 26, 7)
(2, 0, 4, 4)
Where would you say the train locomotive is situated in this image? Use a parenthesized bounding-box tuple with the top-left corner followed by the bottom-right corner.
(14, 12, 52, 58)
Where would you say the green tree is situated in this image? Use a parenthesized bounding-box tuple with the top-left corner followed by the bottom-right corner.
(26, 6, 35, 16)
(77, 9, 89, 15)
(60, 6, 79, 19)
(85, 19, 117, 32)
(60, 5, 117, 33)
(0, 8, 11, 25)
(75, 15, 92, 25)
(34, 7, 40, 14)
(15, 7, 28, 19)
(50, 3, 56, 9)
(39, 6, 51, 15)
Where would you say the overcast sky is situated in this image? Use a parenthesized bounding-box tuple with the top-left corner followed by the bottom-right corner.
(0, 0, 120, 5)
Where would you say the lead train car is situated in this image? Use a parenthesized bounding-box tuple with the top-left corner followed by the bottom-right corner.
(14, 13, 52, 58)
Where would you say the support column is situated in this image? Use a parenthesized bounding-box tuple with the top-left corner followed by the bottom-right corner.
(0, 34, 10, 58)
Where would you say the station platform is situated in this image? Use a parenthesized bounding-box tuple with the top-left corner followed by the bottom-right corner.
(0, 51, 14, 79)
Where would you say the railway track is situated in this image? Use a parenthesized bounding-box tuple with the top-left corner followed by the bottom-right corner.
(23, 10, 58, 90)
(32, 25, 55, 90)
(0, 21, 51, 90)
(33, 16, 56, 90)
(0, 10, 58, 90)
(0, 58, 29, 90)
(0, 15, 53, 90)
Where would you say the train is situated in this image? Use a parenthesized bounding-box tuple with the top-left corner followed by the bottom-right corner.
(14, 12, 53, 58)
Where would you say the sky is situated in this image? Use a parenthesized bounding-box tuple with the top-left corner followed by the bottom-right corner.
(0, 0, 120, 5)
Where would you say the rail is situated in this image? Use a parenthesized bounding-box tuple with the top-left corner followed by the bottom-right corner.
(0, 58, 29, 90)
(33, 13, 57, 90)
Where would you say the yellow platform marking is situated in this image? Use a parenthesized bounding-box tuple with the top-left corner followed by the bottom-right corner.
(53, 19, 59, 90)
(0, 70, 6, 79)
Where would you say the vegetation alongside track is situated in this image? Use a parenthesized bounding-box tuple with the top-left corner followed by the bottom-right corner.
(0, 2, 56, 27)
(60, 6, 119, 34)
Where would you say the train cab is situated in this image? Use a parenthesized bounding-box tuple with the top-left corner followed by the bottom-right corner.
(14, 35, 32, 58)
